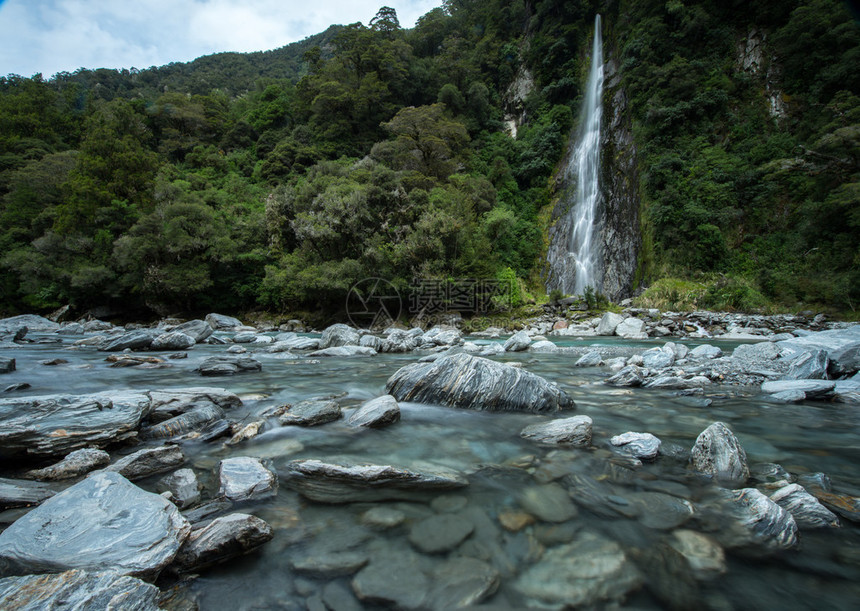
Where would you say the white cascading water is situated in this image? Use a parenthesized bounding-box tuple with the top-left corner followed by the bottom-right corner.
(549, 14, 604, 296)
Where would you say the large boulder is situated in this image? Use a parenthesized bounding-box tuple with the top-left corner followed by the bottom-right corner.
(503, 331, 531, 352)
(150, 332, 196, 351)
(596, 312, 625, 336)
(777, 325, 860, 374)
(100, 331, 154, 352)
(205, 313, 243, 330)
(724, 488, 798, 551)
(615, 317, 646, 339)
(0, 471, 190, 579)
(320, 324, 360, 348)
(385, 353, 573, 413)
(610, 432, 662, 461)
(172, 320, 213, 343)
(0, 315, 60, 334)
(278, 400, 342, 426)
(171, 513, 273, 572)
(281, 459, 468, 503)
(0, 391, 150, 457)
(690, 422, 749, 485)
(0, 569, 162, 611)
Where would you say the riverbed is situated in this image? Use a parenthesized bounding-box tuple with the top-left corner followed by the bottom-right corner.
(2, 331, 859, 610)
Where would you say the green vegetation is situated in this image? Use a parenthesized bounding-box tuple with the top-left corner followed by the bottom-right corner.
(0, 1, 857, 318)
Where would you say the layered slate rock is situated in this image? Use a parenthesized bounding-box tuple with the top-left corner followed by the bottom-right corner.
(0, 478, 56, 510)
(725, 488, 798, 551)
(104, 445, 185, 481)
(100, 331, 154, 352)
(205, 313, 243, 330)
(769, 483, 840, 529)
(278, 400, 342, 426)
(0, 391, 150, 457)
(197, 355, 261, 376)
(348, 395, 400, 428)
(690, 422, 749, 485)
(385, 353, 572, 413)
(777, 325, 860, 374)
(147, 387, 241, 420)
(171, 513, 273, 572)
(0, 569, 161, 611)
(514, 531, 642, 608)
(141, 403, 224, 439)
(610, 432, 661, 461)
(26, 448, 110, 481)
(0, 315, 60, 333)
(151, 331, 196, 351)
(761, 379, 835, 399)
(282, 459, 468, 503)
(159, 469, 200, 509)
(0, 471, 190, 578)
(218, 457, 277, 502)
(520, 415, 592, 446)
(172, 319, 213, 343)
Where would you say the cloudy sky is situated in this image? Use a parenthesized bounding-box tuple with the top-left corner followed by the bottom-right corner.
(0, 0, 443, 78)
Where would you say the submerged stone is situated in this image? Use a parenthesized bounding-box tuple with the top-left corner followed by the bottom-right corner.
(769, 483, 840, 529)
(408, 514, 474, 553)
(520, 415, 592, 446)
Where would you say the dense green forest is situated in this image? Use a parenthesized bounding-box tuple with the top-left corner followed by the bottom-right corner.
(0, 0, 857, 319)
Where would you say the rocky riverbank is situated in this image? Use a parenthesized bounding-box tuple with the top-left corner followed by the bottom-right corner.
(0, 311, 858, 608)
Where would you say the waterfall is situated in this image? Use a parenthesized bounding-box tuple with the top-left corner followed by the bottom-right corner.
(546, 14, 604, 296)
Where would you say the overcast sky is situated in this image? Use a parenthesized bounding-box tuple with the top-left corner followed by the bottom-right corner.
(0, 0, 443, 78)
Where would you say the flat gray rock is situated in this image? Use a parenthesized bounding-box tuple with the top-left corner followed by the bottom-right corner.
(514, 530, 642, 607)
(171, 513, 273, 572)
(783, 349, 829, 380)
(308, 345, 376, 357)
(691, 422, 749, 485)
(100, 331, 154, 352)
(172, 319, 213, 343)
(777, 325, 860, 373)
(219, 457, 277, 502)
(520, 415, 592, 446)
(386, 353, 573, 413)
(0, 477, 55, 510)
(351, 548, 430, 610)
(0, 391, 150, 457)
(104, 445, 185, 481)
(769, 389, 806, 403)
(0, 315, 59, 333)
(282, 459, 467, 503)
(142, 403, 224, 439)
(0, 471, 190, 579)
(615, 317, 646, 338)
(691, 344, 722, 359)
(197, 355, 261, 376)
(605, 365, 644, 387)
(348, 395, 400, 428)
(642, 349, 674, 369)
(769, 483, 840, 529)
(529, 340, 558, 353)
(26, 448, 111, 481)
(0, 569, 161, 611)
(279, 400, 342, 426)
(408, 514, 474, 553)
(761, 379, 835, 399)
(428, 557, 499, 609)
(147, 387, 241, 420)
(290, 551, 369, 577)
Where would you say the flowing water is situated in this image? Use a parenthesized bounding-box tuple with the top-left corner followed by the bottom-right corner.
(547, 14, 605, 297)
(4, 333, 860, 609)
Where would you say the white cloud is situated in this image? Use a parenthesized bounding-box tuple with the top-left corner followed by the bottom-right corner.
(0, 0, 444, 78)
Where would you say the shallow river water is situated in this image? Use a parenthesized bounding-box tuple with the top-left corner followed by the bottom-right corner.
(4, 333, 860, 610)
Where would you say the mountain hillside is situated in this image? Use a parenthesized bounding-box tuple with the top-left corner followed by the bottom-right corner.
(0, 0, 857, 319)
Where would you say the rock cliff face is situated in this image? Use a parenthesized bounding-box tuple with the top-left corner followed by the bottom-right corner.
(546, 52, 640, 302)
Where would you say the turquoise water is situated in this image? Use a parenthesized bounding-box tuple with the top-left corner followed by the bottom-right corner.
(3, 333, 859, 609)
